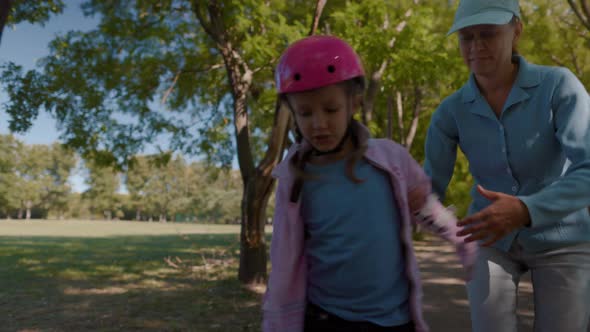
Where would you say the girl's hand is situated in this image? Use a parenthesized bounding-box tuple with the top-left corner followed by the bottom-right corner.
(457, 185, 531, 246)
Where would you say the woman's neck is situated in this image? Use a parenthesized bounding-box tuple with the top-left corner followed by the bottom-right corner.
(475, 61, 519, 95)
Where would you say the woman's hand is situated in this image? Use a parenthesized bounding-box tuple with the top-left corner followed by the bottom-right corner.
(457, 185, 531, 246)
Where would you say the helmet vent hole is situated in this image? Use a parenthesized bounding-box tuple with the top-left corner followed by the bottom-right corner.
(294, 73, 301, 81)
(327, 65, 336, 73)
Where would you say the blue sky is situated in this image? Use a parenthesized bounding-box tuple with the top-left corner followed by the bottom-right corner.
(0, 1, 238, 193)
(0, 0, 99, 140)
(0, 0, 99, 192)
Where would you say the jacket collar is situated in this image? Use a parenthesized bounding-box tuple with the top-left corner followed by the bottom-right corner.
(461, 55, 542, 119)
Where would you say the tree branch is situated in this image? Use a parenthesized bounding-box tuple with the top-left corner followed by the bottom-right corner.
(387, 95, 393, 140)
(550, 54, 567, 67)
(566, 35, 582, 76)
(405, 86, 422, 150)
(161, 71, 182, 104)
(396, 91, 405, 147)
(568, 0, 590, 30)
(362, 8, 414, 125)
(160, 63, 225, 104)
(581, 0, 590, 23)
(310, 0, 328, 35)
(0, 0, 13, 44)
(192, 1, 224, 44)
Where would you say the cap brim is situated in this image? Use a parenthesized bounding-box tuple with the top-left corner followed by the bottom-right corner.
(447, 11, 514, 36)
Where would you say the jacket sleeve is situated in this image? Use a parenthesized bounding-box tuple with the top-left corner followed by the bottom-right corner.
(518, 68, 590, 228)
(262, 178, 307, 332)
(404, 149, 477, 272)
(423, 102, 460, 201)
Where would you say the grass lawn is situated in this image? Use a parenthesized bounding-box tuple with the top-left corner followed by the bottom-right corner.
(0, 220, 272, 332)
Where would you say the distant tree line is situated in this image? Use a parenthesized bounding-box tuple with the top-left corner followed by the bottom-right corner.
(0, 135, 253, 222)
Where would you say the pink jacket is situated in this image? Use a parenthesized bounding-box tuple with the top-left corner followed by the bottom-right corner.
(262, 127, 476, 332)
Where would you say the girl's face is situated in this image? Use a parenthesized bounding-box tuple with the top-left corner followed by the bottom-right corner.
(287, 83, 359, 153)
(458, 21, 522, 77)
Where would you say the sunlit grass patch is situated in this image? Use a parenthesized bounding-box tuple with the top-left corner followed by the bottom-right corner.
(0, 222, 269, 331)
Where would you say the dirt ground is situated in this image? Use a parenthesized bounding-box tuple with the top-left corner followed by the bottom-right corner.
(415, 237, 534, 332)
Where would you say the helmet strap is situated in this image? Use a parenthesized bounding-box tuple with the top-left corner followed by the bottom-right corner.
(311, 123, 353, 156)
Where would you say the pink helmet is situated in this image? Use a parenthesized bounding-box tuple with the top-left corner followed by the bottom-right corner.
(275, 35, 365, 94)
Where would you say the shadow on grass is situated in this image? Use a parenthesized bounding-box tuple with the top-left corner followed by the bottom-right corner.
(2, 233, 535, 332)
(0, 234, 272, 332)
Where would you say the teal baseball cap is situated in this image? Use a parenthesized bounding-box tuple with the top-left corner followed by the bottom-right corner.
(447, 0, 520, 35)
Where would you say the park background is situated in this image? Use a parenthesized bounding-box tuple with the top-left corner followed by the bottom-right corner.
(1, 0, 588, 331)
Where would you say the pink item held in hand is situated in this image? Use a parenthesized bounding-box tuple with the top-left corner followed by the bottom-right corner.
(275, 35, 365, 94)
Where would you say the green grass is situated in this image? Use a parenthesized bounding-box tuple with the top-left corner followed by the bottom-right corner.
(0, 220, 271, 332)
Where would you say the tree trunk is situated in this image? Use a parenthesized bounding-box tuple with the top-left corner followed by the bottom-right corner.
(25, 200, 32, 220)
(0, 0, 12, 44)
(194, 0, 318, 284)
(361, 8, 414, 125)
(405, 86, 423, 150)
(159, 214, 167, 222)
(239, 101, 291, 284)
(203, 5, 263, 282)
(17, 208, 23, 219)
(396, 91, 406, 146)
(239, 176, 270, 284)
(387, 95, 394, 139)
(136, 209, 141, 221)
(105, 210, 112, 221)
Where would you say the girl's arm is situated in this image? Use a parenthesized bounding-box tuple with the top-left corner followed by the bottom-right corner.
(402, 145, 477, 279)
(409, 185, 478, 280)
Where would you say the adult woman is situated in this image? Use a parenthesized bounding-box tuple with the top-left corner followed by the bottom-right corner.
(424, 0, 590, 331)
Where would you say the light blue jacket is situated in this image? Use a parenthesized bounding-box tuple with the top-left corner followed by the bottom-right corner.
(425, 56, 590, 252)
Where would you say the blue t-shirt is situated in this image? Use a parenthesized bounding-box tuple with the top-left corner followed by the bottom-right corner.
(301, 158, 410, 327)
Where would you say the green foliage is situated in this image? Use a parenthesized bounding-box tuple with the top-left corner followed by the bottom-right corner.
(0, 0, 308, 169)
(43, 143, 77, 218)
(7, 0, 65, 26)
(0, 135, 76, 218)
(83, 160, 120, 219)
(520, 0, 590, 86)
(124, 154, 243, 223)
(1, 0, 589, 223)
(0, 136, 244, 222)
(0, 135, 20, 214)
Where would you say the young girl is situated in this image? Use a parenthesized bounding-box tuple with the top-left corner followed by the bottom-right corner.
(262, 35, 477, 332)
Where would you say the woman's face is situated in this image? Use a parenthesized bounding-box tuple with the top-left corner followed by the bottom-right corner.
(458, 21, 522, 77)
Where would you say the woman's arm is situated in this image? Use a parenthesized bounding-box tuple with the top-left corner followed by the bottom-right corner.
(517, 68, 590, 228)
(424, 103, 460, 201)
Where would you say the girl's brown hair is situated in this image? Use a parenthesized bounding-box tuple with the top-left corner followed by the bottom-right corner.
(284, 77, 368, 203)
